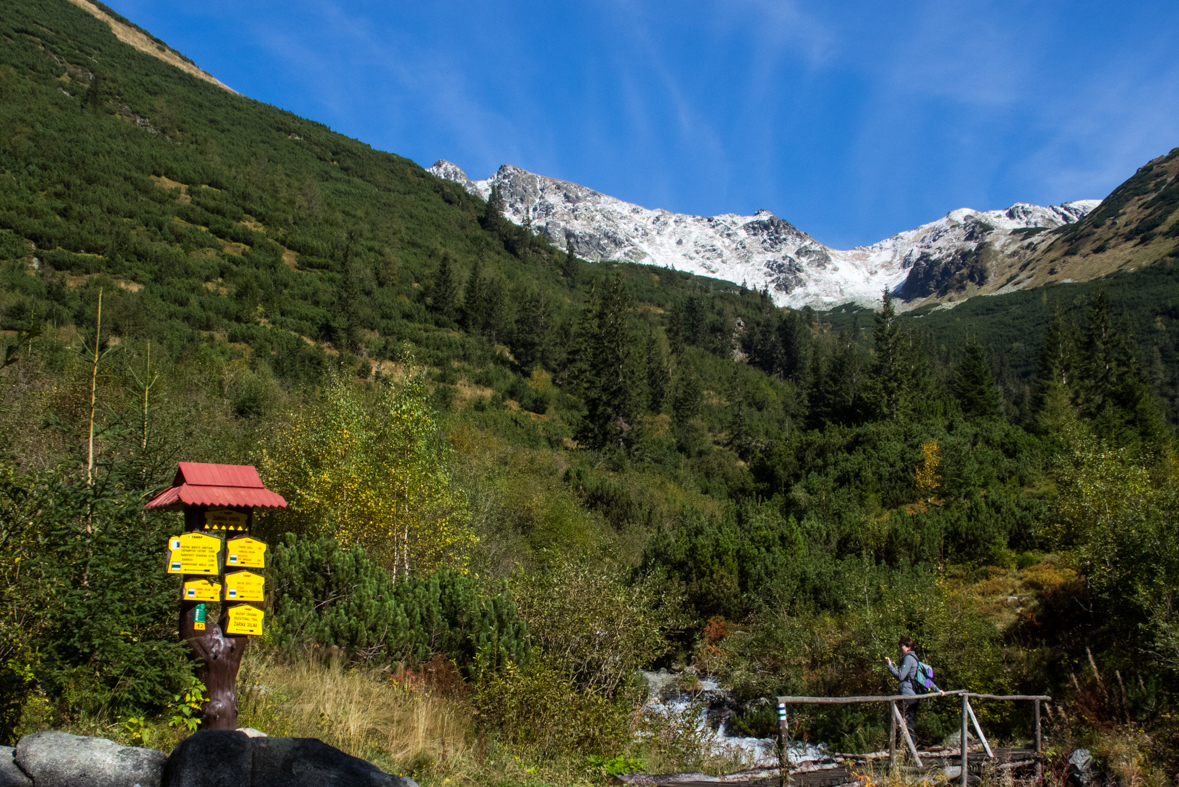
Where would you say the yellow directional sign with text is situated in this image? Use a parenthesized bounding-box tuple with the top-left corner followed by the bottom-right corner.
(223, 571, 265, 602)
(166, 533, 222, 575)
(183, 578, 222, 602)
(226, 537, 266, 568)
(205, 509, 248, 531)
(225, 604, 264, 636)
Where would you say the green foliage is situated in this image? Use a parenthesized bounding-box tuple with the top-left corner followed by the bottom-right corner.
(511, 552, 685, 697)
(259, 370, 474, 576)
(269, 533, 527, 674)
(474, 653, 629, 756)
(168, 676, 207, 731)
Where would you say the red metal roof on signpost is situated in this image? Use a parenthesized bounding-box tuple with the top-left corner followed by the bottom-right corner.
(145, 462, 288, 510)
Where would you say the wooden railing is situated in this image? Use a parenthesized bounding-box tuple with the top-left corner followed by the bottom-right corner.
(775, 690, 1051, 786)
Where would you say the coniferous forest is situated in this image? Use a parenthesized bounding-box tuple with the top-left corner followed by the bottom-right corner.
(2, 0, 1179, 782)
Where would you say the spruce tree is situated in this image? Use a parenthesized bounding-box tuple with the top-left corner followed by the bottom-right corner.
(462, 257, 486, 335)
(483, 184, 506, 235)
(1028, 307, 1076, 434)
(954, 342, 1003, 420)
(871, 290, 907, 421)
(573, 275, 646, 449)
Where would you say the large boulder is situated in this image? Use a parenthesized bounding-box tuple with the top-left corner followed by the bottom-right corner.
(162, 731, 418, 787)
(251, 737, 409, 787)
(0, 746, 32, 787)
(161, 731, 251, 787)
(14, 731, 166, 787)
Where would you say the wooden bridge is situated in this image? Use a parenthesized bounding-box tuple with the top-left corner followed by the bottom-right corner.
(776, 690, 1049, 786)
(614, 690, 1050, 787)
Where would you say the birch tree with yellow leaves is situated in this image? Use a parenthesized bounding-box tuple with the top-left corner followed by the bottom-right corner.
(260, 370, 473, 580)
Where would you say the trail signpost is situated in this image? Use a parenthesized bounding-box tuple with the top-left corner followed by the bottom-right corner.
(146, 462, 287, 730)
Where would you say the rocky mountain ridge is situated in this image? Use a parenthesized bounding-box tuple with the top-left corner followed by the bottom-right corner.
(429, 160, 1099, 309)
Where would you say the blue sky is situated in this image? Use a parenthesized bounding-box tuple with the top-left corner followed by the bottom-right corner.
(105, 0, 1179, 249)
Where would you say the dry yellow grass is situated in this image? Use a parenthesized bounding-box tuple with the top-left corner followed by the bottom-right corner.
(237, 651, 473, 774)
(64, 0, 237, 94)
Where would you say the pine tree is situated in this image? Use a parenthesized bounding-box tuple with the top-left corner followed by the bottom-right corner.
(462, 257, 486, 335)
(954, 342, 1003, 420)
(1028, 307, 1076, 434)
(514, 288, 554, 371)
(871, 290, 907, 421)
(563, 239, 581, 286)
(573, 275, 647, 449)
(430, 253, 459, 324)
(483, 184, 506, 235)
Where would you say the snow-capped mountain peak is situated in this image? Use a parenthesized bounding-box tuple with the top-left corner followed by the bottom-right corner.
(428, 160, 1099, 308)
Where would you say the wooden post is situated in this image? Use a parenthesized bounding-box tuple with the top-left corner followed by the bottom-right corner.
(890, 700, 921, 767)
(888, 701, 897, 767)
(181, 505, 247, 730)
(778, 701, 790, 787)
(965, 698, 993, 759)
(960, 694, 969, 787)
(1034, 699, 1043, 785)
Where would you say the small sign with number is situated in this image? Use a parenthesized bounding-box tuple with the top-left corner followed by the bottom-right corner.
(226, 536, 266, 568)
(225, 604, 264, 636)
(194, 602, 207, 632)
(223, 570, 264, 602)
(166, 533, 222, 575)
(183, 578, 222, 602)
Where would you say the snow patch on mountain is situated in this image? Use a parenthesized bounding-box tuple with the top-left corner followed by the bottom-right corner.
(428, 160, 1099, 308)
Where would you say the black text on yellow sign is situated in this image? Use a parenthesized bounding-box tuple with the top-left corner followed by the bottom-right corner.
(223, 570, 264, 602)
(226, 536, 266, 568)
(225, 604, 264, 636)
(204, 508, 248, 531)
(182, 578, 222, 602)
(166, 532, 222, 575)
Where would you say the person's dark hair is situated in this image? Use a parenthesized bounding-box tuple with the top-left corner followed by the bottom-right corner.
(898, 636, 914, 649)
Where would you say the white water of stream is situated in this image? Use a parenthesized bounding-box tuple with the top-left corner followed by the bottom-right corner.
(641, 671, 828, 769)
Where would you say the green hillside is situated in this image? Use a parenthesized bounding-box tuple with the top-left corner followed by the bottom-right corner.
(2, 0, 1178, 781)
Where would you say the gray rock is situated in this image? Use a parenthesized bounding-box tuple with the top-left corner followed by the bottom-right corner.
(15, 731, 166, 787)
(1068, 749, 1094, 787)
(235, 728, 267, 738)
(251, 738, 415, 787)
(161, 731, 251, 787)
(0, 746, 32, 787)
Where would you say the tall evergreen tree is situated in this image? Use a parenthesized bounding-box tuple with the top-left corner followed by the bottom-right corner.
(514, 288, 554, 371)
(563, 239, 581, 286)
(429, 253, 459, 324)
(870, 291, 908, 421)
(1028, 307, 1076, 434)
(954, 342, 1003, 420)
(462, 257, 486, 335)
(573, 275, 647, 449)
(483, 184, 506, 235)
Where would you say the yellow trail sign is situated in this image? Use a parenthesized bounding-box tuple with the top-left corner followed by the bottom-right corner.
(167, 532, 222, 575)
(224, 570, 264, 602)
(225, 604, 264, 636)
(183, 578, 222, 602)
(226, 537, 266, 568)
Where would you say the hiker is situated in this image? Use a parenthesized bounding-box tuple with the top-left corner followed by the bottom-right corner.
(885, 636, 942, 747)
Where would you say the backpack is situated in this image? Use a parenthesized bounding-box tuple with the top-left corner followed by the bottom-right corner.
(914, 656, 937, 693)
